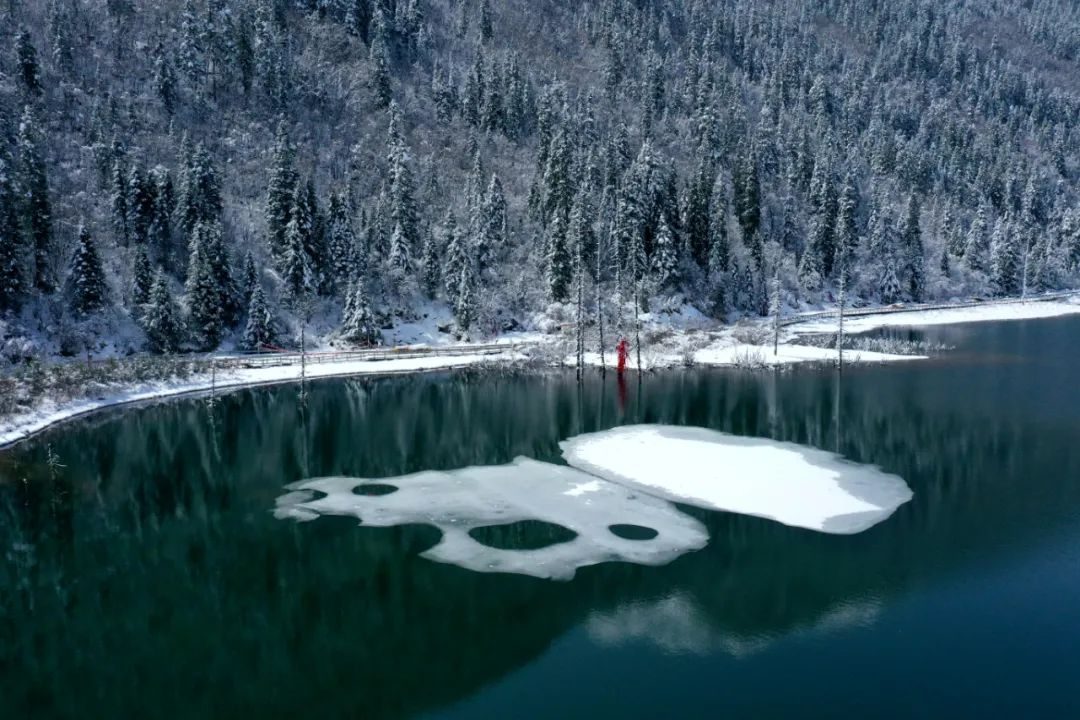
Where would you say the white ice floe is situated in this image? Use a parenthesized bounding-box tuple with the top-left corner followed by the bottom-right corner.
(787, 299, 1080, 335)
(274, 457, 708, 581)
(560, 425, 913, 534)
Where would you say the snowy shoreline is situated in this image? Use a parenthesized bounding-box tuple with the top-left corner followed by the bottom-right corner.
(2, 297, 1080, 451)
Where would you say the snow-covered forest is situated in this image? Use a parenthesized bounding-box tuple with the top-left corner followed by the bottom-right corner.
(1, 0, 1079, 358)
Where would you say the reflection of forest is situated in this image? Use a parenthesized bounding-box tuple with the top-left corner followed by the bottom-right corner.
(1, 357, 1079, 718)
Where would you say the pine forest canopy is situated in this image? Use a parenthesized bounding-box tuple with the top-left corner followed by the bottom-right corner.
(0, 0, 1078, 356)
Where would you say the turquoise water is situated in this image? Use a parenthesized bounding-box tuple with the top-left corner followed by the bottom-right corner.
(2, 317, 1079, 718)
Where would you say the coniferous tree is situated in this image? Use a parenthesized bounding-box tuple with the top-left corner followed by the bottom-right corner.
(479, 0, 494, 43)
(153, 42, 179, 117)
(143, 270, 182, 353)
(685, 156, 714, 267)
(653, 216, 679, 290)
(901, 195, 925, 301)
(326, 191, 356, 295)
(965, 202, 990, 275)
(370, 31, 392, 109)
(421, 229, 441, 298)
(17, 107, 54, 293)
(443, 212, 464, 303)
(240, 250, 259, 304)
(0, 154, 27, 313)
(68, 227, 108, 317)
(243, 283, 276, 350)
(49, 4, 74, 75)
(16, 30, 43, 97)
(547, 211, 572, 303)
(185, 223, 225, 348)
(266, 122, 297, 263)
(339, 278, 379, 346)
(455, 258, 477, 332)
(990, 216, 1020, 296)
(481, 174, 508, 265)
(131, 245, 154, 308)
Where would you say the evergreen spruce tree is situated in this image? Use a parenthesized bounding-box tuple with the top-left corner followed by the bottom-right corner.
(110, 155, 130, 246)
(652, 217, 679, 290)
(443, 212, 464, 303)
(547, 211, 572, 303)
(479, 0, 494, 43)
(370, 32, 392, 109)
(185, 223, 225, 349)
(148, 166, 175, 265)
(68, 227, 108, 317)
(735, 149, 762, 268)
(283, 207, 315, 302)
(990, 216, 1020, 296)
(266, 122, 297, 263)
(686, 156, 714, 267)
(455, 259, 477, 332)
(836, 173, 859, 271)
(901, 195, 925, 301)
(339, 278, 379, 346)
(326, 191, 356, 295)
(17, 107, 55, 293)
(481, 174, 508, 266)
(964, 202, 990, 275)
(421, 229, 441, 298)
(153, 42, 179, 117)
(242, 283, 276, 350)
(240, 250, 259, 304)
(0, 154, 27, 312)
(143, 270, 182, 353)
(16, 30, 43, 97)
(131, 245, 154, 308)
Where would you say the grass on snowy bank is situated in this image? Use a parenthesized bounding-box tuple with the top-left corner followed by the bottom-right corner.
(797, 333, 955, 356)
(0, 356, 204, 420)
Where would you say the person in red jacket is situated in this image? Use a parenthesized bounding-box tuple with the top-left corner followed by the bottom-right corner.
(616, 337, 629, 375)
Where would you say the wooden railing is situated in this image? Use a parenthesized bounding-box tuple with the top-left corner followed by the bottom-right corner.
(206, 342, 534, 370)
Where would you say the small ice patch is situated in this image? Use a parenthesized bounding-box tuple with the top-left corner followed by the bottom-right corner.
(560, 425, 912, 534)
(274, 458, 707, 580)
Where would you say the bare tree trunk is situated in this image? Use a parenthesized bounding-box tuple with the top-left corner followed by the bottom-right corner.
(771, 271, 781, 357)
(837, 271, 846, 372)
(634, 278, 642, 372)
(597, 232, 606, 375)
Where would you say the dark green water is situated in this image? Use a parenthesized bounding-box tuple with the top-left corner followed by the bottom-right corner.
(2, 317, 1080, 718)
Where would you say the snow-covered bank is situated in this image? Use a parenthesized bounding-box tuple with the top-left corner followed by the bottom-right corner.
(0, 352, 514, 450)
(561, 425, 913, 534)
(574, 340, 919, 371)
(787, 298, 1080, 334)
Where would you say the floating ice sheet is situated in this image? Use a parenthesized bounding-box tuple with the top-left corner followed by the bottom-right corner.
(275, 458, 708, 580)
(560, 425, 913, 534)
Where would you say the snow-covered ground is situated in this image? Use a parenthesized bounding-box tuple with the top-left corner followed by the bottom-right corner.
(787, 298, 1080, 334)
(4, 295, 1079, 450)
(560, 425, 913, 534)
(0, 352, 511, 450)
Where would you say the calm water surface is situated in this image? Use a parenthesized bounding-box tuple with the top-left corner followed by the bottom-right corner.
(2, 317, 1079, 718)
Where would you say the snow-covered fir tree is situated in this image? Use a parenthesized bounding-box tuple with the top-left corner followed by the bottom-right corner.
(242, 282, 276, 350)
(0, 0, 1076, 355)
(143, 270, 183, 354)
(339, 278, 379, 346)
(68, 227, 109, 317)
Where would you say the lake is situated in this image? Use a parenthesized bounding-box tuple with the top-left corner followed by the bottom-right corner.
(2, 316, 1079, 718)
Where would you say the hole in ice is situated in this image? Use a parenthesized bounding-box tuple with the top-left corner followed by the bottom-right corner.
(468, 520, 578, 551)
(352, 483, 398, 497)
(608, 524, 659, 541)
